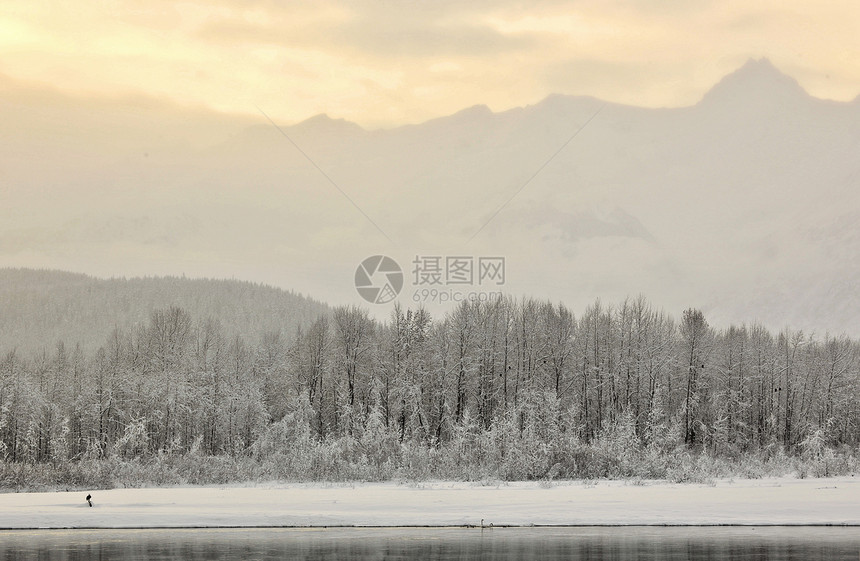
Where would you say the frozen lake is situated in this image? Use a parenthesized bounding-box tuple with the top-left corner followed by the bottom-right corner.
(0, 527, 858, 560)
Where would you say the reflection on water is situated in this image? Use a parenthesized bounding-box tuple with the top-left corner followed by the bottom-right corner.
(0, 527, 858, 560)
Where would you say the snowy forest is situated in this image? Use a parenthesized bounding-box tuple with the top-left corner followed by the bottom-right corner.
(1, 294, 858, 489)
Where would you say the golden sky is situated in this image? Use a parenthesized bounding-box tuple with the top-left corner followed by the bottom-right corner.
(1, 0, 858, 127)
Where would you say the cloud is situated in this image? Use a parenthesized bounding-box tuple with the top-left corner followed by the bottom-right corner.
(0, 0, 858, 126)
(334, 19, 536, 58)
(197, 3, 537, 58)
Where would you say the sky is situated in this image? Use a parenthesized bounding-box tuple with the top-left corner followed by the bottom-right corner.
(1, 0, 859, 128)
(2, 1, 859, 335)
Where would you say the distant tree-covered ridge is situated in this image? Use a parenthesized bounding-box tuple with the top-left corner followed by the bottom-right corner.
(0, 289, 857, 488)
(0, 268, 329, 354)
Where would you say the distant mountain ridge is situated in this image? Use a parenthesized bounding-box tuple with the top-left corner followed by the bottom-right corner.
(0, 269, 330, 354)
(1, 58, 858, 336)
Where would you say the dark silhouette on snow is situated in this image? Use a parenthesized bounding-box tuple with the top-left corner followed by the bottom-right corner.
(86, 494, 92, 507)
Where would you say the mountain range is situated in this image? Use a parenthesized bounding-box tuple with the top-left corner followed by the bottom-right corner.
(1, 58, 858, 336)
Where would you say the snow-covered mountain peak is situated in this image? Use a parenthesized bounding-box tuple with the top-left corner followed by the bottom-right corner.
(290, 113, 366, 134)
(699, 57, 809, 108)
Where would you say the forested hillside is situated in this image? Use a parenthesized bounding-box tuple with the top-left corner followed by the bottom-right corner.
(1, 293, 857, 489)
(0, 269, 329, 354)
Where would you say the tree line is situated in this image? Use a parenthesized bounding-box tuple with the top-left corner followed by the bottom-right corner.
(1, 296, 857, 484)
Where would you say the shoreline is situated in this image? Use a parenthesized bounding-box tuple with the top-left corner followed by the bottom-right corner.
(3, 524, 859, 530)
(0, 477, 857, 530)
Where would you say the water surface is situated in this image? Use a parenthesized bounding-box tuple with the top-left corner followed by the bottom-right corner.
(0, 527, 857, 560)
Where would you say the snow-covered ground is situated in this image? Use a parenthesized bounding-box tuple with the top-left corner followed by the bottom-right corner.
(0, 477, 856, 529)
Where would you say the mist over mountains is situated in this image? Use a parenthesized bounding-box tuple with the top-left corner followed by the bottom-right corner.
(1, 58, 858, 335)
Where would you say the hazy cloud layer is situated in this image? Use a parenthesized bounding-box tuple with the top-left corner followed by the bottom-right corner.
(1, 1, 858, 126)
